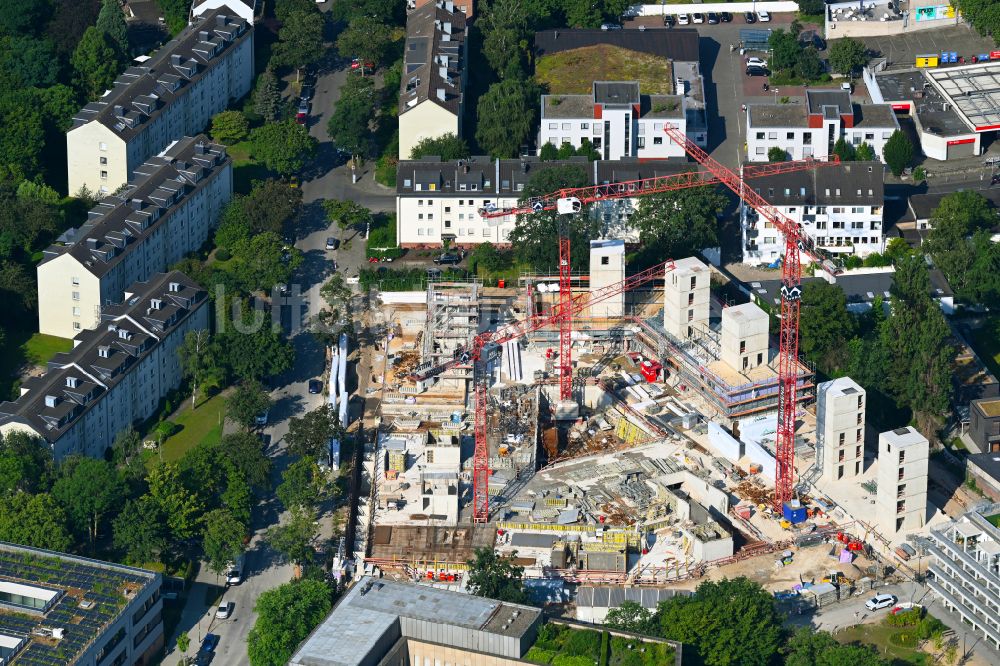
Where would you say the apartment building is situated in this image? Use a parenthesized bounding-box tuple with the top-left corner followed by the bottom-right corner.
(816, 377, 866, 481)
(395, 156, 690, 247)
(875, 426, 929, 534)
(0, 541, 163, 666)
(0, 272, 208, 460)
(746, 90, 898, 162)
(398, 1, 468, 159)
(740, 162, 885, 266)
(539, 81, 690, 160)
(39, 136, 230, 339)
(67, 7, 252, 195)
(925, 510, 1000, 650)
(192, 0, 258, 24)
(409, 0, 474, 19)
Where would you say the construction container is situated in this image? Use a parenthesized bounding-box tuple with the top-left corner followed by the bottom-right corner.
(388, 450, 407, 472)
(782, 500, 807, 525)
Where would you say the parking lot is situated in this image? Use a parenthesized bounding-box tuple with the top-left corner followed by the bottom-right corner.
(856, 24, 997, 68)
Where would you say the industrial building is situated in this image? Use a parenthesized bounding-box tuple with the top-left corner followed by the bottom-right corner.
(289, 576, 543, 666)
(876, 427, 929, 534)
(925, 509, 1000, 650)
(816, 378, 867, 481)
(745, 91, 898, 163)
(0, 541, 163, 666)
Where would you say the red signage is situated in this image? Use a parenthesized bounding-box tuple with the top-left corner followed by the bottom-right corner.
(991, 50, 1000, 60)
(947, 138, 976, 146)
(976, 123, 1000, 132)
(891, 103, 911, 111)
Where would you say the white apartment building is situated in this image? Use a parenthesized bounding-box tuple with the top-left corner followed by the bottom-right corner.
(0, 272, 208, 460)
(191, 0, 258, 24)
(398, 1, 468, 159)
(746, 90, 898, 162)
(816, 377, 866, 481)
(395, 156, 691, 247)
(39, 136, 230, 339)
(741, 162, 886, 266)
(67, 7, 252, 195)
(875, 426, 929, 534)
(925, 510, 1000, 650)
(539, 81, 692, 160)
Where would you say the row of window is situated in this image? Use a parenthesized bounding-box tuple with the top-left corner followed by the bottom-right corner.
(414, 227, 503, 239)
(816, 236, 881, 246)
(754, 130, 892, 142)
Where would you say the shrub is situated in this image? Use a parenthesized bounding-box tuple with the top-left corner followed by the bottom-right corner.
(563, 628, 602, 657)
(843, 255, 863, 270)
(551, 656, 595, 666)
(888, 631, 918, 648)
(156, 421, 180, 439)
(917, 615, 946, 639)
(216, 248, 232, 261)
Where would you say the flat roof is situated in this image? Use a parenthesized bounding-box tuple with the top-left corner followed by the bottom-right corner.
(968, 453, 1000, 483)
(873, 69, 971, 137)
(534, 28, 699, 63)
(928, 62, 1000, 131)
(974, 397, 1000, 418)
(881, 426, 927, 448)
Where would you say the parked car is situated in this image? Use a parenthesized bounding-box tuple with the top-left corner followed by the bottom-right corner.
(707, 12, 719, 24)
(692, 13, 705, 24)
(433, 253, 462, 265)
(865, 594, 897, 611)
(325, 237, 338, 250)
(746, 65, 769, 77)
(308, 379, 323, 394)
(201, 634, 219, 653)
(746, 57, 768, 69)
(254, 410, 269, 426)
(216, 602, 234, 619)
(300, 83, 314, 101)
(295, 109, 308, 125)
(757, 10, 771, 22)
(744, 11, 756, 23)
(663, 14, 676, 27)
(600, 23, 622, 30)
(350, 58, 375, 71)
(224, 557, 243, 585)
(720, 12, 733, 22)
(677, 13, 690, 25)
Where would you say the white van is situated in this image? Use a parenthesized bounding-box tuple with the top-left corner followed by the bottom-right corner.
(225, 555, 245, 585)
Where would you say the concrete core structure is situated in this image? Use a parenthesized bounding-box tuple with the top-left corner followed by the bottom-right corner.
(816, 377, 866, 481)
(719, 303, 768, 374)
(876, 427, 929, 534)
(663, 257, 709, 340)
(589, 240, 625, 318)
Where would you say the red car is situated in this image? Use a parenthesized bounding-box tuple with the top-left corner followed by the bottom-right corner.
(296, 111, 307, 125)
(350, 58, 375, 71)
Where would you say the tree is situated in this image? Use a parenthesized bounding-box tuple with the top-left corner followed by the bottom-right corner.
(216, 321, 295, 381)
(469, 242, 507, 273)
(508, 165, 598, 271)
(483, 26, 526, 78)
(767, 147, 787, 162)
(604, 601, 656, 636)
(882, 130, 914, 177)
(629, 185, 727, 262)
(0, 493, 73, 551)
(829, 37, 870, 76)
(323, 198, 372, 231)
(202, 508, 247, 576)
(0, 0, 52, 36)
(253, 69, 283, 122)
(0, 91, 46, 180)
(796, 47, 824, 81)
(335, 16, 392, 69)
(231, 231, 303, 292)
(466, 547, 527, 602)
(72, 27, 121, 100)
(211, 110, 250, 145)
(277, 457, 328, 510)
(266, 507, 318, 565)
(476, 78, 541, 158)
(219, 179, 303, 244)
(178, 329, 216, 407)
(250, 120, 318, 176)
(657, 577, 784, 666)
(96, 0, 128, 58)
(927, 190, 995, 241)
(539, 142, 559, 161)
(768, 29, 800, 75)
(0, 36, 61, 88)
(52, 456, 126, 544)
(785, 627, 888, 666)
(954, 0, 1000, 45)
(218, 432, 272, 490)
(312, 272, 354, 343)
(833, 138, 856, 162)
(327, 75, 376, 157)
(113, 497, 167, 564)
(799, 281, 856, 370)
(16, 180, 60, 205)
(285, 404, 343, 459)
(147, 462, 205, 542)
(176, 631, 191, 655)
(925, 192, 999, 306)
(856, 142, 876, 161)
(227, 380, 274, 431)
(247, 579, 333, 666)
(273, 9, 325, 70)
(0, 430, 54, 495)
(409, 133, 471, 161)
(110, 425, 145, 480)
(222, 467, 253, 526)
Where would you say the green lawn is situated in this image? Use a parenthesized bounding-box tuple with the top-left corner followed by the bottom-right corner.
(609, 636, 674, 666)
(536, 45, 674, 94)
(149, 392, 227, 467)
(987, 514, 1000, 528)
(227, 140, 276, 194)
(0, 329, 73, 399)
(23, 333, 73, 365)
(835, 623, 929, 665)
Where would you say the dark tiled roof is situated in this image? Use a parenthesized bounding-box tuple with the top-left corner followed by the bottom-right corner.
(71, 9, 251, 138)
(41, 136, 229, 278)
(594, 81, 639, 106)
(399, 1, 467, 116)
(853, 104, 899, 128)
(745, 162, 885, 206)
(0, 272, 206, 443)
(806, 90, 851, 115)
(534, 28, 700, 63)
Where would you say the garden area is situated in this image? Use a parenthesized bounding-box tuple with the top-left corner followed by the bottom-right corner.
(525, 623, 675, 666)
(834, 608, 950, 666)
(144, 391, 228, 468)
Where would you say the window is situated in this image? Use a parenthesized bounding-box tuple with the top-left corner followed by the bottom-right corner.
(72, 307, 80, 316)
(786, 132, 795, 140)
(768, 132, 777, 140)
(417, 199, 423, 206)
(839, 432, 845, 445)
(882, 132, 892, 139)
(601, 256, 609, 265)
(637, 124, 645, 135)
(418, 213, 424, 220)
(444, 206, 451, 213)
(459, 213, 464, 220)
(417, 228, 425, 236)
(740, 340, 746, 353)
(444, 220, 451, 228)
(688, 293, 694, 306)
(816, 221, 826, 230)
(71, 277, 79, 286)
(404, 179, 412, 187)
(637, 137, 645, 149)
(561, 123, 571, 130)
(100, 170, 108, 179)
(548, 123, 558, 130)
(99, 142, 107, 151)
(856, 445, 862, 458)
(865, 133, 874, 141)
(897, 484, 906, 498)
(898, 467, 905, 481)
(687, 309, 694, 322)
(838, 450, 845, 462)
(99, 157, 107, 165)
(581, 123, 589, 130)
(654, 137, 663, 145)
(483, 229, 490, 236)
(835, 189, 841, 196)
(896, 500, 905, 514)
(756, 132, 765, 140)
(428, 214, 434, 219)
(690, 276, 696, 290)
(898, 450, 905, 464)
(803, 132, 812, 145)
(755, 147, 765, 155)
(784, 188, 791, 196)
(72, 291, 80, 301)
(857, 428, 863, 442)
(73, 322, 81, 330)
(838, 465, 844, 480)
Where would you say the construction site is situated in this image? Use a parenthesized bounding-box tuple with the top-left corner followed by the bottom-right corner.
(357, 129, 944, 611)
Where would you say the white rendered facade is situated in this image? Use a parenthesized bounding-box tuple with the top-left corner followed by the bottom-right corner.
(816, 377, 866, 481)
(719, 303, 769, 373)
(875, 427, 929, 534)
(589, 239, 625, 318)
(663, 257, 710, 340)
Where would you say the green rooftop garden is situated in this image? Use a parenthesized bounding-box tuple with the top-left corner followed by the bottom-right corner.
(525, 622, 675, 666)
